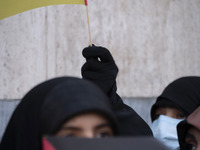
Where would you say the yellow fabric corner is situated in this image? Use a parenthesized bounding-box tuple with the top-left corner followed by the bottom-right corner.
(0, 0, 85, 20)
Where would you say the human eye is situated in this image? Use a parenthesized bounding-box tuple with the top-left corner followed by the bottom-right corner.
(154, 114, 160, 120)
(56, 132, 76, 137)
(95, 126, 113, 138)
(187, 144, 196, 150)
(64, 133, 76, 137)
(185, 135, 197, 150)
(56, 129, 79, 137)
(176, 113, 186, 119)
(96, 131, 113, 138)
(154, 107, 166, 120)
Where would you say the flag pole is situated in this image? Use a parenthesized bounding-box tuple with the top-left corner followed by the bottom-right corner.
(85, 0, 92, 46)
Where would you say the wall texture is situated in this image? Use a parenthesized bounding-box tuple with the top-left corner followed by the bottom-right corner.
(1, 0, 200, 99)
(0, 0, 200, 140)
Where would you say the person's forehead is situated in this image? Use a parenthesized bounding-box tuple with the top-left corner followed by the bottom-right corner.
(156, 107, 182, 112)
(187, 106, 200, 130)
(62, 112, 109, 126)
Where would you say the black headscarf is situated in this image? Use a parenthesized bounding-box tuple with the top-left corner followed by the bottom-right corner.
(177, 106, 200, 150)
(151, 76, 200, 121)
(0, 77, 119, 150)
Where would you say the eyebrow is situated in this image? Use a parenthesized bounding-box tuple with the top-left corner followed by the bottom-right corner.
(61, 123, 112, 131)
(94, 123, 112, 130)
(61, 126, 82, 131)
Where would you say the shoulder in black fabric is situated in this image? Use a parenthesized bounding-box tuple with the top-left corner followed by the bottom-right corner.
(0, 77, 68, 150)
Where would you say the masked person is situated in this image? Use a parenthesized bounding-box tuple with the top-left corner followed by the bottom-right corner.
(151, 76, 200, 150)
(0, 77, 119, 150)
(81, 45, 200, 148)
(177, 106, 200, 150)
(81, 45, 153, 136)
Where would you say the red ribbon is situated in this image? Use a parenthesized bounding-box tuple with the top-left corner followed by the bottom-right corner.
(84, 0, 88, 6)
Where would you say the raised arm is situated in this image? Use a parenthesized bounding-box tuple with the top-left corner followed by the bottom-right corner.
(81, 45, 152, 136)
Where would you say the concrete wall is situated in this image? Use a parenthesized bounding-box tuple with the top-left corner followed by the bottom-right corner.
(1, 0, 200, 140)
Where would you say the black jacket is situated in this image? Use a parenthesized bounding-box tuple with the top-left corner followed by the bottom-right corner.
(81, 45, 153, 136)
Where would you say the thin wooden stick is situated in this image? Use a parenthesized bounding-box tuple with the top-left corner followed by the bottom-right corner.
(86, 5, 92, 46)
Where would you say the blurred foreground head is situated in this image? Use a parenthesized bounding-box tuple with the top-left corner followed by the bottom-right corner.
(178, 106, 200, 150)
(0, 76, 118, 150)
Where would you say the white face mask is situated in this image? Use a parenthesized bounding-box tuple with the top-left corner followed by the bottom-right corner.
(151, 115, 183, 150)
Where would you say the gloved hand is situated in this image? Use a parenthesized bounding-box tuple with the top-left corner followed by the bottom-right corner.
(81, 45, 153, 137)
(81, 45, 118, 95)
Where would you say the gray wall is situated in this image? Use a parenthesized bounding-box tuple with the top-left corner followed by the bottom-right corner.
(0, 0, 200, 141)
(0, 100, 19, 141)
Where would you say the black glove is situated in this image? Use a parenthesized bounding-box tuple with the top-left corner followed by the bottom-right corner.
(81, 45, 118, 95)
(81, 45, 153, 136)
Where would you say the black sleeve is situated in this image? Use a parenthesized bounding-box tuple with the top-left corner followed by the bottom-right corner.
(81, 45, 153, 136)
(109, 85, 153, 136)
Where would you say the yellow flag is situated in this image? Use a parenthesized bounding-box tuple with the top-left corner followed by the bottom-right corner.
(0, 0, 86, 20)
